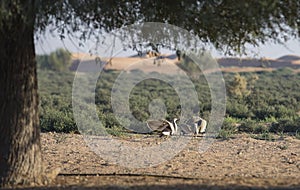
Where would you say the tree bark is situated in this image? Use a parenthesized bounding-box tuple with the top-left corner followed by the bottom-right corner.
(0, 2, 43, 187)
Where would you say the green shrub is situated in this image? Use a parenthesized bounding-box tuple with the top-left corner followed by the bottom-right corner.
(253, 124, 269, 134)
(270, 118, 300, 133)
(106, 126, 127, 137)
(252, 106, 276, 120)
(227, 73, 250, 98)
(39, 94, 76, 133)
(251, 131, 275, 141)
(102, 113, 120, 128)
(222, 117, 238, 132)
(238, 119, 257, 133)
(226, 99, 252, 119)
(37, 48, 72, 71)
(295, 131, 300, 140)
(217, 117, 239, 140)
(217, 129, 234, 140)
(274, 105, 296, 119)
(40, 108, 77, 133)
(264, 116, 277, 123)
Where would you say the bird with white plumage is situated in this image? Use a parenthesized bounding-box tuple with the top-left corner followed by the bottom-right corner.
(146, 118, 179, 136)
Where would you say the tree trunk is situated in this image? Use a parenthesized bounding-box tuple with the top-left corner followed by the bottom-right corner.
(0, 2, 43, 187)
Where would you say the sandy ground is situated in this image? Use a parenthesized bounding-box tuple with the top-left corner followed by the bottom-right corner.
(72, 54, 280, 74)
(102, 57, 277, 74)
(16, 132, 297, 189)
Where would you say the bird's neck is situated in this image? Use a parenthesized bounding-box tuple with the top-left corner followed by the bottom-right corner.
(165, 120, 175, 134)
(173, 120, 178, 133)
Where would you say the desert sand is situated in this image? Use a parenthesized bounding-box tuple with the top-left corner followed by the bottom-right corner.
(38, 132, 300, 189)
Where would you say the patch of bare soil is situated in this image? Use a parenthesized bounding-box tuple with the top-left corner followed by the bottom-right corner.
(292, 60, 300, 65)
(71, 55, 299, 75)
(102, 57, 276, 74)
(27, 132, 300, 189)
(293, 69, 300, 73)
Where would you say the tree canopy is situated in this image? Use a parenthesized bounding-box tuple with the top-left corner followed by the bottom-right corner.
(32, 0, 300, 55)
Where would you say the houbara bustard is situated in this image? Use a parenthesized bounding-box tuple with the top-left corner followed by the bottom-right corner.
(175, 117, 207, 136)
(147, 118, 179, 136)
(147, 117, 207, 137)
(193, 117, 207, 135)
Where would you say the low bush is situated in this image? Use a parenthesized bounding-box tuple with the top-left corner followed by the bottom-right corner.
(251, 131, 276, 141)
(217, 129, 234, 140)
(222, 117, 238, 132)
(295, 131, 300, 140)
(39, 95, 77, 133)
(253, 124, 269, 134)
(269, 117, 300, 133)
(217, 117, 239, 140)
(238, 119, 257, 133)
(226, 100, 251, 119)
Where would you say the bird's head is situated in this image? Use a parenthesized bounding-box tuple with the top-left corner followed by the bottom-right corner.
(173, 118, 180, 123)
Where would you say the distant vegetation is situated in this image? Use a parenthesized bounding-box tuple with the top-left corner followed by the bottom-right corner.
(37, 50, 300, 138)
(37, 48, 72, 71)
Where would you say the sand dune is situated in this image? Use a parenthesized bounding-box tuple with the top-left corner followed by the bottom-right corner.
(71, 53, 300, 73)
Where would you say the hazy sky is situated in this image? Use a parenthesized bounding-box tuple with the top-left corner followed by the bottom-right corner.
(35, 31, 300, 59)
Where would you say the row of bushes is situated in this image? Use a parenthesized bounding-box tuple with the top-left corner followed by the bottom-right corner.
(37, 57, 300, 135)
(218, 116, 300, 139)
